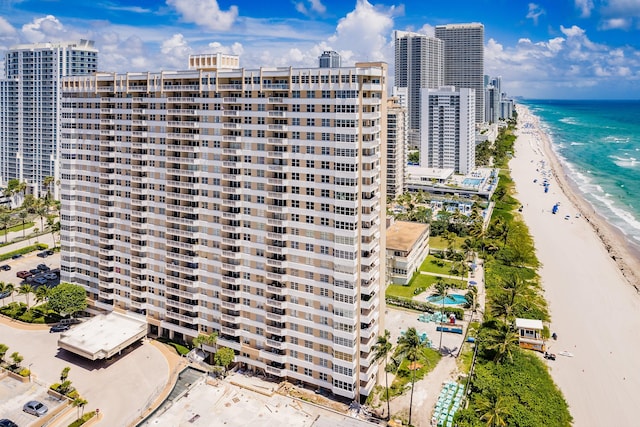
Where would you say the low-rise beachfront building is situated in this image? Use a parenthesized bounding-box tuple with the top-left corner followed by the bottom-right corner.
(386, 221, 430, 285)
(515, 318, 546, 352)
(405, 165, 499, 201)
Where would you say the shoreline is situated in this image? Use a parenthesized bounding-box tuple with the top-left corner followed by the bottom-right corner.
(517, 106, 640, 292)
(510, 105, 640, 426)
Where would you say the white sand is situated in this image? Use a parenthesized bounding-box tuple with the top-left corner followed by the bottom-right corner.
(510, 105, 640, 426)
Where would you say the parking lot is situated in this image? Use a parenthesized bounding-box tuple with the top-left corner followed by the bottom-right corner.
(0, 250, 60, 296)
(0, 377, 66, 427)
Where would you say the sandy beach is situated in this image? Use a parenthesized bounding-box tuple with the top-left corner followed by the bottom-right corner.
(510, 104, 640, 426)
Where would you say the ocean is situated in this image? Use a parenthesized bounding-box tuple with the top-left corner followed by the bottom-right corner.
(520, 99, 640, 249)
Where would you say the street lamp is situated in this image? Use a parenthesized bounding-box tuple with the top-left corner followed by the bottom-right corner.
(28, 363, 33, 382)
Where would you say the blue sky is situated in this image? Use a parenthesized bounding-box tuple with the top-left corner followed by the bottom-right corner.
(1, 0, 639, 98)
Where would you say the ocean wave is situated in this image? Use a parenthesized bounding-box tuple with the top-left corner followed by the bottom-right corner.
(570, 141, 585, 146)
(610, 155, 639, 169)
(590, 193, 640, 235)
(559, 117, 578, 125)
(603, 136, 630, 143)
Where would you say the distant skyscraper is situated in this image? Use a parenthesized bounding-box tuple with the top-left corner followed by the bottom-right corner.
(318, 50, 341, 68)
(394, 31, 443, 150)
(485, 84, 499, 124)
(421, 86, 476, 174)
(0, 40, 98, 198)
(435, 23, 485, 124)
(387, 97, 407, 199)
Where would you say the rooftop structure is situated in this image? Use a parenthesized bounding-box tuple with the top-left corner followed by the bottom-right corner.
(189, 53, 239, 71)
(60, 61, 387, 400)
(318, 51, 341, 68)
(57, 312, 147, 360)
(386, 221, 430, 285)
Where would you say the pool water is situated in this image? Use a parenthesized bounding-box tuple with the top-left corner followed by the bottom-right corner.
(462, 178, 483, 186)
(427, 294, 468, 305)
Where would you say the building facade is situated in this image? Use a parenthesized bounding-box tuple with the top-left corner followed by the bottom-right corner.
(394, 31, 444, 150)
(319, 51, 342, 68)
(421, 86, 476, 174)
(59, 60, 387, 400)
(386, 221, 430, 285)
(386, 97, 407, 200)
(0, 40, 98, 198)
(435, 23, 484, 125)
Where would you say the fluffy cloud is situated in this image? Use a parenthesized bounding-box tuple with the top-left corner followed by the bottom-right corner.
(526, 3, 545, 26)
(160, 33, 193, 68)
(207, 41, 244, 56)
(21, 15, 66, 43)
(599, 18, 631, 30)
(166, 0, 238, 31)
(295, 0, 326, 16)
(575, 0, 594, 18)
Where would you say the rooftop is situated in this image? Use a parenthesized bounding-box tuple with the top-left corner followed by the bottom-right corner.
(515, 318, 544, 330)
(386, 221, 429, 253)
(58, 312, 147, 360)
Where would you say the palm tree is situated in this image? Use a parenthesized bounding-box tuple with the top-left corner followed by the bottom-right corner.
(432, 279, 449, 350)
(396, 327, 426, 427)
(486, 323, 520, 364)
(18, 209, 28, 239)
(0, 282, 14, 307)
(35, 286, 50, 305)
(72, 397, 88, 419)
(0, 343, 8, 363)
(43, 176, 55, 201)
(47, 216, 59, 248)
(475, 390, 511, 427)
(18, 283, 35, 309)
(0, 211, 11, 244)
(371, 329, 393, 421)
(35, 201, 48, 235)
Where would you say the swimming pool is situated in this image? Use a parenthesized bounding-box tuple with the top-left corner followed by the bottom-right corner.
(427, 294, 468, 305)
(462, 178, 483, 186)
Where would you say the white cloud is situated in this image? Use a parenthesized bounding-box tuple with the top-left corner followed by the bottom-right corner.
(0, 17, 17, 36)
(309, 0, 326, 13)
(207, 41, 244, 56)
(416, 24, 435, 37)
(296, 0, 326, 16)
(526, 3, 545, 25)
(166, 0, 238, 31)
(600, 18, 631, 30)
(602, 0, 640, 17)
(160, 33, 193, 68)
(575, 0, 594, 18)
(21, 15, 66, 43)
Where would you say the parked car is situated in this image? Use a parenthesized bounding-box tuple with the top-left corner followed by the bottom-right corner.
(23, 400, 48, 416)
(0, 419, 19, 427)
(50, 324, 70, 333)
(37, 264, 50, 271)
(44, 273, 58, 280)
(16, 271, 32, 279)
(45, 249, 55, 256)
(0, 265, 10, 271)
(34, 277, 48, 285)
(11, 254, 22, 260)
(0, 291, 11, 299)
(29, 268, 40, 275)
(37, 251, 49, 258)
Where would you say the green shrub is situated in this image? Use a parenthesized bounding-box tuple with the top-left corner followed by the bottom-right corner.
(68, 411, 96, 427)
(0, 243, 48, 261)
(18, 368, 30, 377)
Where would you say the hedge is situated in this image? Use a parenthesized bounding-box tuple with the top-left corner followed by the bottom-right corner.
(0, 243, 48, 261)
(386, 295, 465, 320)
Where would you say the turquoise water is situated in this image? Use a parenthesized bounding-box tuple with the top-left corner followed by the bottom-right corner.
(521, 100, 640, 249)
(427, 294, 468, 305)
(462, 178, 483, 186)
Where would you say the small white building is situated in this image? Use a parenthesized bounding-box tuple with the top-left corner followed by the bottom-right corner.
(386, 221, 430, 285)
(515, 318, 546, 352)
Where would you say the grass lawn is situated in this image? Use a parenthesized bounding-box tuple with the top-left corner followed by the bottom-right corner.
(386, 274, 440, 299)
(419, 255, 454, 275)
(429, 235, 467, 250)
(385, 347, 442, 399)
(0, 221, 35, 236)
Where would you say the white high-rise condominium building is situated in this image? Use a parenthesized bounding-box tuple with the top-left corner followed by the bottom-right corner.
(319, 51, 342, 68)
(0, 40, 98, 198)
(421, 86, 476, 174)
(386, 97, 407, 199)
(435, 23, 484, 125)
(394, 31, 443, 150)
(59, 58, 387, 400)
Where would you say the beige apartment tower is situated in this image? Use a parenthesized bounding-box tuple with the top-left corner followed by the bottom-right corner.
(59, 60, 387, 401)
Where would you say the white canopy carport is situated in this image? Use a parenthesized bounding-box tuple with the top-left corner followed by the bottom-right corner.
(57, 312, 147, 360)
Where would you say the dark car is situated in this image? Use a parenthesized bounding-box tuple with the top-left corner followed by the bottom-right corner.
(0, 264, 10, 271)
(11, 254, 22, 259)
(34, 277, 48, 286)
(44, 273, 58, 281)
(50, 324, 70, 333)
(37, 264, 50, 271)
(16, 271, 32, 279)
(37, 251, 49, 258)
(29, 269, 41, 275)
(45, 249, 55, 255)
(0, 419, 19, 427)
(23, 400, 48, 416)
